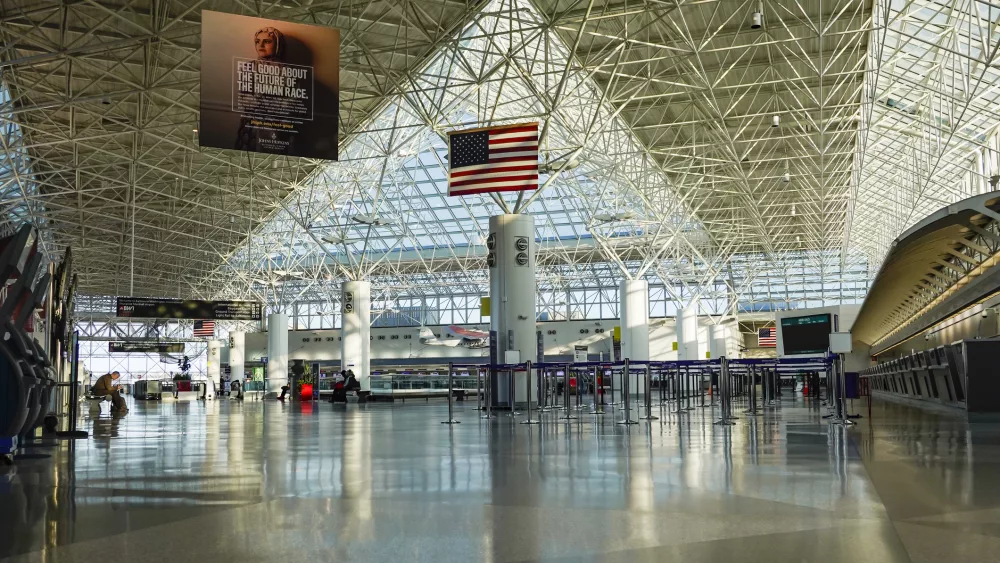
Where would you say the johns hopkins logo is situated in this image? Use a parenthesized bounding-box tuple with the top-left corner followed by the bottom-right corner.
(271, 132, 277, 140)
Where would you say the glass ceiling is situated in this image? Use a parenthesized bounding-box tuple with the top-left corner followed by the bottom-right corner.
(849, 0, 1000, 265)
(215, 0, 704, 304)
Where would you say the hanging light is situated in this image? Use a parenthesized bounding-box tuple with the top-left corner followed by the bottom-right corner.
(772, 114, 780, 128)
(751, 1, 763, 29)
(791, 204, 797, 215)
(782, 172, 791, 183)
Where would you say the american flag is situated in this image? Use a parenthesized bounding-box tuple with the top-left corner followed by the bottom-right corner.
(193, 320, 215, 338)
(447, 123, 538, 196)
(758, 327, 776, 347)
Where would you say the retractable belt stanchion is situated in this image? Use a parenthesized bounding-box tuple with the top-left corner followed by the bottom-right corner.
(561, 363, 577, 420)
(608, 365, 615, 406)
(831, 354, 856, 426)
(575, 368, 584, 410)
(639, 364, 658, 421)
(714, 357, 736, 425)
(657, 366, 668, 406)
(746, 365, 760, 416)
(477, 367, 483, 413)
(708, 368, 718, 407)
(617, 359, 638, 425)
(482, 367, 494, 419)
(589, 366, 605, 415)
(673, 367, 687, 415)
(520, 361, 539, 425)
(442, 362, 460, 424)
(507, 365, 520, 417)
(765, 367, 772, 407)
(699, 367, 707, 408)
(684, 365, 694, 411)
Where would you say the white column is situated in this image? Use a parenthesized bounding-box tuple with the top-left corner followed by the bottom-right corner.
(266, 313, 288, 399)
(620, 279, 648, 392)
(341, 280, 371, 392)
(229, 331, 245, 382)
(709, 323, 728, 359)
(488, 214, 536, 406)
(206, 339, 221, 400)
(676, 301, 699, 361)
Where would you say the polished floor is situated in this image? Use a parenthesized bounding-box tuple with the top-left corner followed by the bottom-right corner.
(2, 392, 998, 562)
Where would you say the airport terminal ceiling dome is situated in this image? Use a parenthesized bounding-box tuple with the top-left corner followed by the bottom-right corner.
(0, 0, 997, 310)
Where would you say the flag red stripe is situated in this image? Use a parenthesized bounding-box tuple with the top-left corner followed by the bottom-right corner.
(489, 124, 538, 135)
(449, 173, 539, 188)
(450, 164, 538, 178)
(449, 184, 540, 196)
(488, 135, 538, 145)
(483, 155, 538, 165)
(490, 145, 539, 155)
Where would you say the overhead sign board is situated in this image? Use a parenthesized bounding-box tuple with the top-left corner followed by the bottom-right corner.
(199, 11, 340, 160)
(116, 297, 263, 320)
(109, 342, 185, 354)
(780, 313, 833, 355)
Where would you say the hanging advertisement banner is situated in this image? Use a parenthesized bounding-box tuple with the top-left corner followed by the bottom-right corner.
(199, 11, 339, 160)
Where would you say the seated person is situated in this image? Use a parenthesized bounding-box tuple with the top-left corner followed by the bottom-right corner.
(92, 371, 128, 413)
(331, 379, 347, 403)
(344, 371, 360, 392)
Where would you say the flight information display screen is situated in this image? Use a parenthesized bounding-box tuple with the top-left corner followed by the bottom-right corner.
(116, 297, 263, 320)
(780, 314, 833, 355)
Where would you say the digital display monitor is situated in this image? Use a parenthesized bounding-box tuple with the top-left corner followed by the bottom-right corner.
(780, 314, 833, 355)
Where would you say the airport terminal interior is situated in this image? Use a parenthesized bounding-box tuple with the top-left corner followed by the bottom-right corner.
(2, 0, 1000, 561)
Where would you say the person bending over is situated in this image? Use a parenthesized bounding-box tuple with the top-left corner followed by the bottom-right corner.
(93, 371, 128, 413)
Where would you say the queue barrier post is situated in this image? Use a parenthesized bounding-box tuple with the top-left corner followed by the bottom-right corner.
(639, 363, 658, 421)
(441, 362, 460, 424)
(520, 361, 539, 425)
(561, 363, 577, 420)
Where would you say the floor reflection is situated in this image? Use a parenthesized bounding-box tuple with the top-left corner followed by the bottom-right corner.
(1, 394, 997, 561)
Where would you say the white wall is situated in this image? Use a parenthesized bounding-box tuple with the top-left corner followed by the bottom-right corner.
(240, 317, 724, 364)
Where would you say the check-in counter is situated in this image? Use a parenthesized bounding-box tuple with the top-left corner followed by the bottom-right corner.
(861, 338, 1000, 413)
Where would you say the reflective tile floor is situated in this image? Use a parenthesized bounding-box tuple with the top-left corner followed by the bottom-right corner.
(2, 394, 999, 562)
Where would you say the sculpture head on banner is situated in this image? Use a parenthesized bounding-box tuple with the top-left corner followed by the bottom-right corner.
(254, 27, 285, 61)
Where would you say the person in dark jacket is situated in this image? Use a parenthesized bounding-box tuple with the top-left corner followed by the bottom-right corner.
(344, 370, 360, 391)
(92, 371, 127, 412)
(330, 370, 348, 403)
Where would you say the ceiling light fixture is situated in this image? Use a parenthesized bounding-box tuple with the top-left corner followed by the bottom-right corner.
(751, 1, 763, 29)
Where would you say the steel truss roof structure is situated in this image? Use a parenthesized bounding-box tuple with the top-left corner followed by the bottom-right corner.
(0, 0, 997, 316)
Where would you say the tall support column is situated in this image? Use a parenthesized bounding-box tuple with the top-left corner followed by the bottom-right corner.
(676, 301, 699, 361)
(709, 323, 728, 359)
(620, 279, 649, 394)
(488, 214, 536, 407)
(207, 339, 221, 399)
(229, 331, 245, 382)
(266, 313, 288, 399)
(341, 280, 371, 392)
